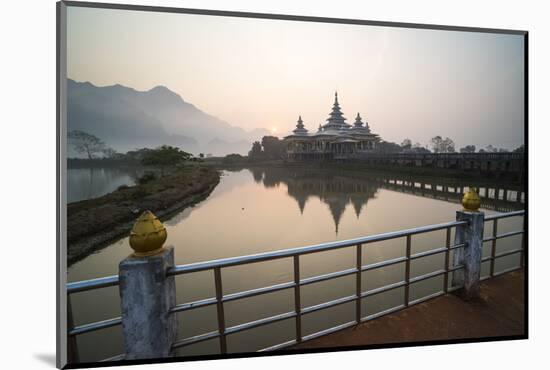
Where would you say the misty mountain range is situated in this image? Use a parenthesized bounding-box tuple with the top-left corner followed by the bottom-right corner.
(67, 79, 270, 156)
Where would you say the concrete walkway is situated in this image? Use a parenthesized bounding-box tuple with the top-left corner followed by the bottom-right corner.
(293, 270, 525, 349)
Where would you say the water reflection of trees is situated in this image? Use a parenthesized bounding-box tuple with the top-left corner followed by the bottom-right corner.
(249, 167, 525, 234)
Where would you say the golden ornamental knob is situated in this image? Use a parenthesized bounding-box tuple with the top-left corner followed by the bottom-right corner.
(462, 187, 481, 212)
(129, 210, 167, 257)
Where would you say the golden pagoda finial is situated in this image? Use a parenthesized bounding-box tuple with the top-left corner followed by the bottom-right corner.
(462, 187, 481, 212)
(129, 210, 167, 257)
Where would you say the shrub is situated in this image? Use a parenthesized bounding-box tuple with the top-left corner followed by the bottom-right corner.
(138, 172, 157, 185)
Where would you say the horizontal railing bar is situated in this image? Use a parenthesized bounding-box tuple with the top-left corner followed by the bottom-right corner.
(302, 295, 357, 315)
(409, 269, 446, 284)
(410, 243, 466, 260)
(362, 281, 406, 298)
(167, 221, 467, 276)
(481, 248, 524, 264)
(100, 354, 125, 362)
(301, 321, 358, 342)
(258, 339, 297, 352)
(172, 330, 221, 349)
(495, 248, 523, 259)
(484, 230, 524, 243)
(69, 317, 122, 336)
(300, 268, 357, 286)
(449, 243, 467, 251)
(410, 246, 447, 260)
(225, 311, 296, 335)
(362, 256, 407, 272)
(495, 230, 524, 240)
(170, 297, 217, 314)
(361, 304, 407, 322)
(485, 210, 525, 221)
(493, 266, 522, 277)
(67, 275, 119, 294)
(224, 281, 296, 303)
(171, 282, 297, 314)
(448, 264, 464, 272)
(408, 290, 445, 306)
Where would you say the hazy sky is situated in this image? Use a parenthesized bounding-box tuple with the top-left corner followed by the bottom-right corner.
(67, 6, 524, 150)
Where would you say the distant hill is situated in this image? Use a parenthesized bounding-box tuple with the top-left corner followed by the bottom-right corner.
(67, 79, 270, 155)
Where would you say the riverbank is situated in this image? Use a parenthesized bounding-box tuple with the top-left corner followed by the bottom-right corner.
(67, 165, 220, 266)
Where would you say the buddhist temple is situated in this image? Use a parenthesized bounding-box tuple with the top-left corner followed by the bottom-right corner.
(284, 92, 381, 161)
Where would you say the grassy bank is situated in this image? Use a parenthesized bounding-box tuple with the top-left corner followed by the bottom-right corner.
(67, 165, 220, 266)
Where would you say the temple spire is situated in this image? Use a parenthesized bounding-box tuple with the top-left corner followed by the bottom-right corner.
(354, 113, 364, 127)
(292, 115, 308, 135)
(322, 92, 349, 130)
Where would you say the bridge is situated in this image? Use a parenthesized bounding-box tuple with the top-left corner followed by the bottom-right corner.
(61, 202, 525, 367)
(333, 152, 525, 179)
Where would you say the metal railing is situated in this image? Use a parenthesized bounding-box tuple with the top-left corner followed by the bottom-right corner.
(482, 210, 526, 279)
(66, 209, 525, 361)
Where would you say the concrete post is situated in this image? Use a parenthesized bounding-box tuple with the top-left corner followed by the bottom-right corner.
(451, 211, 484, 300)
(119, 247, 177, 360)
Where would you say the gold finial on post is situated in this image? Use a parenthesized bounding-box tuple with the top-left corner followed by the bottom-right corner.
(129, 210, 167, 257)
(462, 187, 481, 212)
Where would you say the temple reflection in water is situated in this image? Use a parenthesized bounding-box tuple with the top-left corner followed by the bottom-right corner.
(248, 167, 525, 234)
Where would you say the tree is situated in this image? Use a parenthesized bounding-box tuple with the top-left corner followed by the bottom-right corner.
(513, 145, 524, 153)
(430, 136, 455, 153)
(460, 145, 476, 153)
(68, 130, 106, 159)
(261, 136, 285, 159)
(411, 142, 430, 153)
(199, 153, 205, 158)
(248, 141, 263, 159)
(484, 145, 498, 153)
(223, 153, 245, 164)
(102, 147, 118, 159)
(141, 145, 192, 175)
(430, 136, 443, 153)
(400, 139, 412, 150)
(375, 141, 402, 154)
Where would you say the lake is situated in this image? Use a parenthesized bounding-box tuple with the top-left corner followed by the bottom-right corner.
(67, 166, 525, 362)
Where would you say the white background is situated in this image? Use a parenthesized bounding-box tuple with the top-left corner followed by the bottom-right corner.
(0, 0, 547, 369)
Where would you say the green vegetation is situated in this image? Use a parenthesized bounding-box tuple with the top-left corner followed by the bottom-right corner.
(141, 145, 192, 171)
(137, 172, 157, 185)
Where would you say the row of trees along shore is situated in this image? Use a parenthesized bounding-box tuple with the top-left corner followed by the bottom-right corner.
(68, 130, 204, 173)
(245, 135, 524, 161)
(67, 130, 524, 166)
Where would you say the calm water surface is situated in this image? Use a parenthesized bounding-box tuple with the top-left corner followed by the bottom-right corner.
(67, 167, 145, 203)
(68, 167, 524, 362)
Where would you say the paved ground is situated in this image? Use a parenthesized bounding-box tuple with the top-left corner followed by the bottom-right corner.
(292, 270, 525, 350)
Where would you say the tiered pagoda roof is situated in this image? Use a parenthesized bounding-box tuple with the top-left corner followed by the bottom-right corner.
(322, 92, 351, 131)
(284, 92, 379, 141)
(351, 112, 371, 134)
(292, 115, 308, 135)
